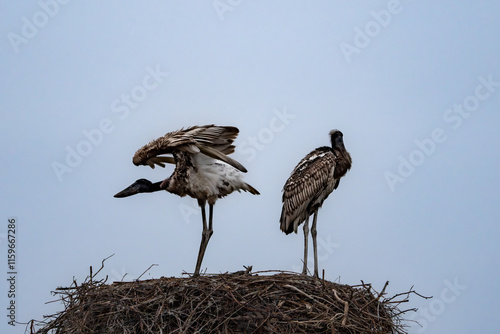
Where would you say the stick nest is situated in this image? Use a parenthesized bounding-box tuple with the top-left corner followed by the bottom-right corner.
(32, 267, 420, 334)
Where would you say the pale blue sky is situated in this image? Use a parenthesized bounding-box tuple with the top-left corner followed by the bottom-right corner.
(1, 1, 500, 333)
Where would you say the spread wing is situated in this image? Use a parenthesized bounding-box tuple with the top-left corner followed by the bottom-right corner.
(280, 148, 336, 234)
(132, 125, 247, 172)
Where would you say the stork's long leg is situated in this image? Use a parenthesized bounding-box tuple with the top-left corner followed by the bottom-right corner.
(194, 200, 208, 276)
(311, 209, 319, 278)
(194, 200, 214, 276)
(208, 203, 214, 232)
(302, 215, 310, 275)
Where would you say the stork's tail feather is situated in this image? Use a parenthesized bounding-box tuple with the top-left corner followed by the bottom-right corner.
(244, 183, 260, 195)
(280, 221, 295, 235)
(279, 209, 296, 235)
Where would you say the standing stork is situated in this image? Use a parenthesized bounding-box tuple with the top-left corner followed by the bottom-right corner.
(280, 130, 351, 278)
(114, 125, 259, 276)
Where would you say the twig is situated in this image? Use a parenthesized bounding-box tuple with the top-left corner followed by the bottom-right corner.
(92, 254, 115, 279)
(377, 281, 390, 300)
(283, 284, 330, 310)
(385, 286, 432, 303)
(136, 264, 158, 281)
(331, 288, 349, 326)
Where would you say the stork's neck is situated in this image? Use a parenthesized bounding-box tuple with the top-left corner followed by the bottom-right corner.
(147, 181, 163, 193)
(332, 142, 352, 178)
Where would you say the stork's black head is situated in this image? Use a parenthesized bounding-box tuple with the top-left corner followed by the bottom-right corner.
(329, 129, 345, 148)
(114, 179, 156, 198)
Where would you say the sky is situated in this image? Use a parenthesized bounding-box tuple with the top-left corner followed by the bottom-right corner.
(1, 1, 500, 333)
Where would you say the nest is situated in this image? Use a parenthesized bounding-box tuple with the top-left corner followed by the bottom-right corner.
(31, 260, 425, 334)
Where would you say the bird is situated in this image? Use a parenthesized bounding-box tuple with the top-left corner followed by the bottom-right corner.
(114, 125, 259, 276)
(279, 129, 351, 278)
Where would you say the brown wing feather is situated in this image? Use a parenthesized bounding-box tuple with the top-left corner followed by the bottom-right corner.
(132, 125, 246, 171)
(280, 148, 337, 234)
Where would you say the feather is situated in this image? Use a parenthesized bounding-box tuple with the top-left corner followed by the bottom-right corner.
(132, 125, 241, 168)
(198, 145, 247, 173)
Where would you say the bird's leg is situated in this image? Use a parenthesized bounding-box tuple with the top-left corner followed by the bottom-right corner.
(311, 209, 319, 278)
(208, 203, 214, 236)
(203, 204, 214, 265)
(194, 199, 209, 276)
(302, 216, 310, 275)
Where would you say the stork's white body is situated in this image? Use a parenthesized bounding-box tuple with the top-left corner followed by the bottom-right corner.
(186, 154, 254, 202)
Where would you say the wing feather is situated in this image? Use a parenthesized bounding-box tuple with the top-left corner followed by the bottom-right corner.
(280, 148, 336, 234)
(132, 125, 246, 171)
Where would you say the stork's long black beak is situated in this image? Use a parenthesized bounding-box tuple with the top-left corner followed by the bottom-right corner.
(114, 182, 142, 198)
(114, 179, 162, 198)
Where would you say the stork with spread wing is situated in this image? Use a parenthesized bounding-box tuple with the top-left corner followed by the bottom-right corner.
(115, 125, 259, 276)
